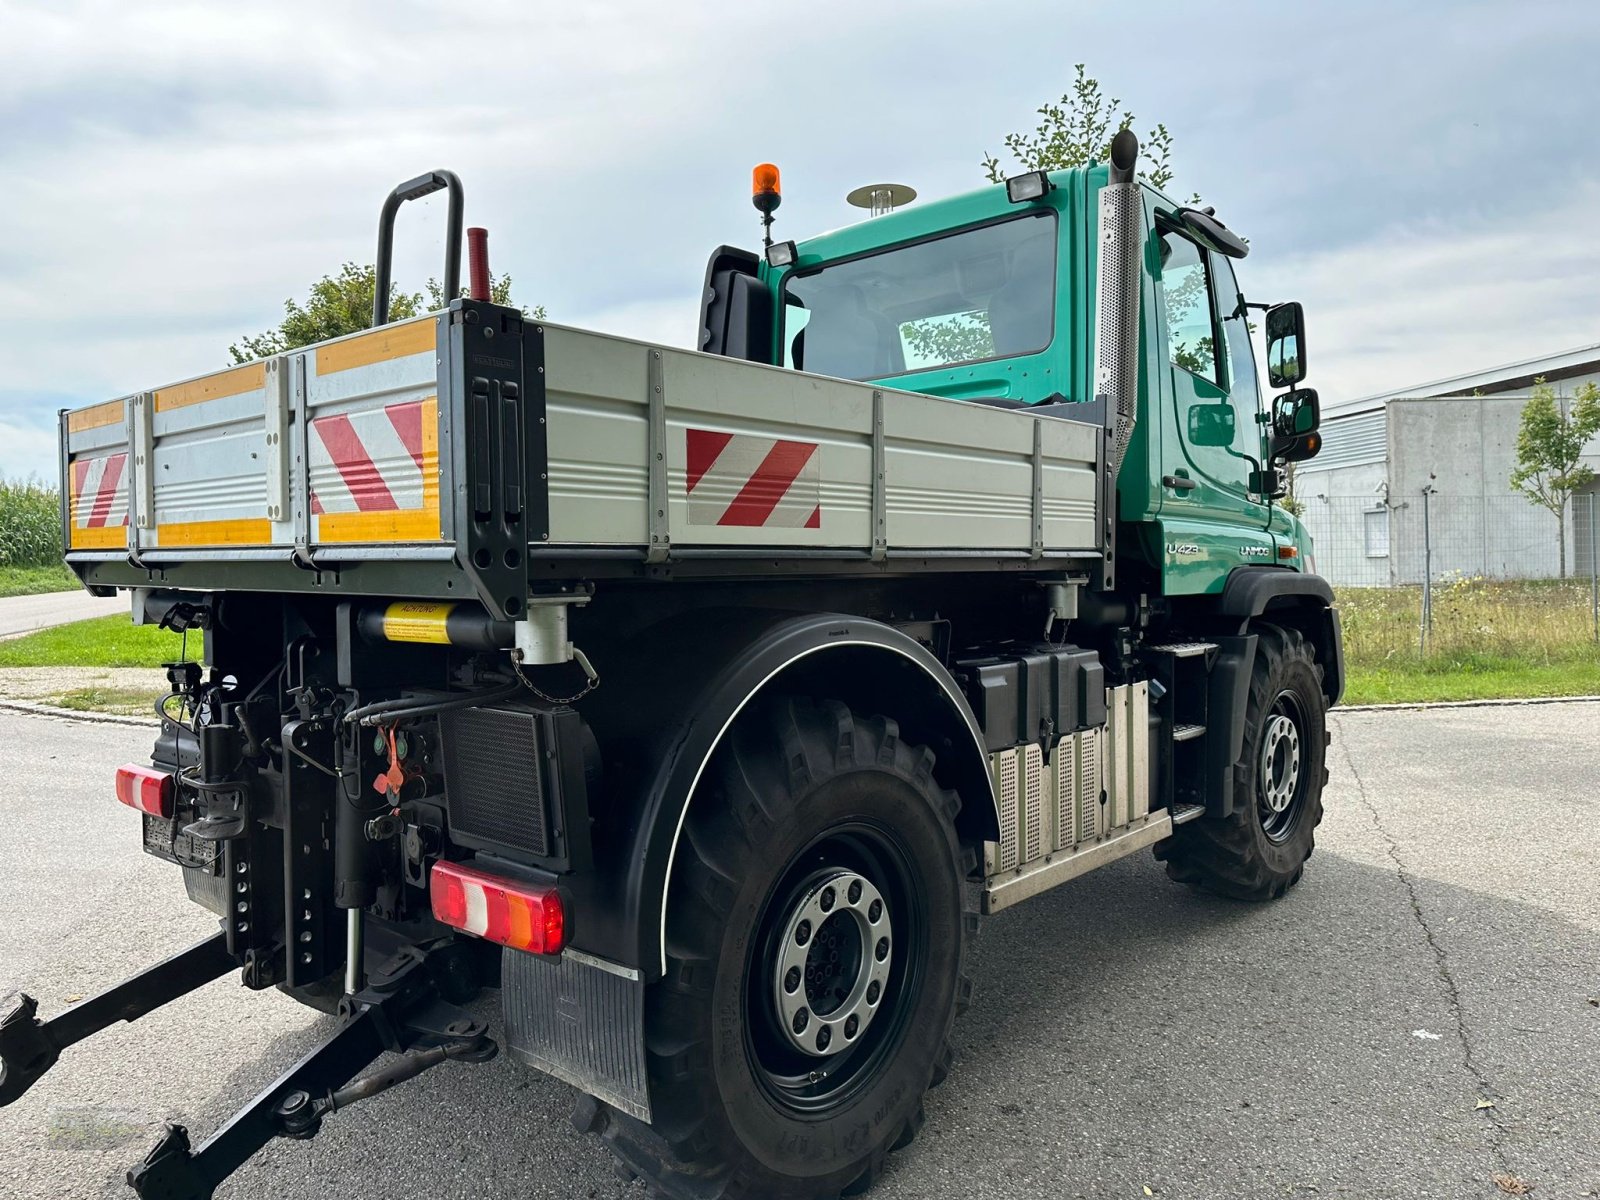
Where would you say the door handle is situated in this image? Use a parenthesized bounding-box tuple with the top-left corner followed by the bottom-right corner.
(1162, 474, 1197, 492)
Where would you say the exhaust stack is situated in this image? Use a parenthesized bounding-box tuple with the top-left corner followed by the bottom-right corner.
(1094, 130, 1143, 476)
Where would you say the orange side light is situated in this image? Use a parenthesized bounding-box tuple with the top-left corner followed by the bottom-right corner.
(1278, 545, 1299, 560)
(752, 162, 781, 197)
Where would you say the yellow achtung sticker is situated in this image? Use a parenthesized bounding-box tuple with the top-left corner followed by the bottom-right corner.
(382, 602, 456, 644)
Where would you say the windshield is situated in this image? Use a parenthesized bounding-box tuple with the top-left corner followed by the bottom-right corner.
(781, 211, 1056, 381)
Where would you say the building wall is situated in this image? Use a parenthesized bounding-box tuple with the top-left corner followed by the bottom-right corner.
(1387, 395, 1594, 582)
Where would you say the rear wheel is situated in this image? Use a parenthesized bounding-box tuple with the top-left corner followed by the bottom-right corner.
(586, 697, 976, 1200)
(1157, 623, 1329, 900)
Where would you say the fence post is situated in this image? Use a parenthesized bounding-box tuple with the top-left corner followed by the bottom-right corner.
(1590, 491, 1598, 645)
(1420, 485, 1435, 655)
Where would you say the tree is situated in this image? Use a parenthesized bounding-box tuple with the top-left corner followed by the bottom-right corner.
(228, 263, 537, 365)
(982, 63, 1182, 192)
(1509, 379, 1600, 578)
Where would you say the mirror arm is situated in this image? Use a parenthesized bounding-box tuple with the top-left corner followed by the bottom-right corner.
(1232, 294, 1273, 320)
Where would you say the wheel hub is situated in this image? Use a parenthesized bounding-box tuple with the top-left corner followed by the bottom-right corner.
(1259, 710, 1301, 817)
(772, 869, 892, 1058)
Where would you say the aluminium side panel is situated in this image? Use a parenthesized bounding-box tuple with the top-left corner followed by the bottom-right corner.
(541, 324, 1100, 556)
(144, 362, 279, 548)
(300, 317, 448, 548)
(63, 399, 134, 552)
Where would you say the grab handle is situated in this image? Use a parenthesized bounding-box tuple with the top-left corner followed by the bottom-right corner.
(373, 170, 464, 327)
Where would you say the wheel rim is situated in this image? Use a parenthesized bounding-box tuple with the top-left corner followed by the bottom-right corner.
(745, 823, 923, 1115)
(1258, 691, 1305, 843)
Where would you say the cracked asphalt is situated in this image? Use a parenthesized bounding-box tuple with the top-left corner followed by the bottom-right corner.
(1, 702, 1596, 1200)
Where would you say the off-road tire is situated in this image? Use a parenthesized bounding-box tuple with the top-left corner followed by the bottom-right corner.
(583, 697, 978, 1199)
(1156, 623, 1329, 900)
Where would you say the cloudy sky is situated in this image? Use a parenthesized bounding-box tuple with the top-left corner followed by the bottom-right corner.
(2, 0, 1597, 479)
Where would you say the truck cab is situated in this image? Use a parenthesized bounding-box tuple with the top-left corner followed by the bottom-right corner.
(706, 162, 1325, 599)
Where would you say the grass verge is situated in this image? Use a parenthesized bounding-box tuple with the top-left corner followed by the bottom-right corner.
(0, 563, 76, 597)
(0, 615, 185, 668)
(49, 686, 159, 717)
(1343, 660, 1600, 706)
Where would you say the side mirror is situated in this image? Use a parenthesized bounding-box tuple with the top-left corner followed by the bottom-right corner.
(1271, 386, 1320, 438)
(1268, 388, 1321, 464)
(1265, 302, 1307, 387)
(1187, 403, 1236, 447)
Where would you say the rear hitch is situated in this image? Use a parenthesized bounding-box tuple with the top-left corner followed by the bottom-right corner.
(1, 932, 234, 1108)
(126, 945, 496, 1200)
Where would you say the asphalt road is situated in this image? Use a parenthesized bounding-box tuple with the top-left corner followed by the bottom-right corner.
(0, 590, 126, 639)
(1, 703, 1596, 1200)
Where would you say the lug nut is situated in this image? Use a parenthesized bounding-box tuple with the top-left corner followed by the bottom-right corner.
(875, 937, 890, 962)
(866, 980, 881, 1004)
(816, 1025, 832, 1051)
(848, 880, 863, 904)
(795, 919, 812, 946)
(868, 899, 883, 923)
(820, 887, 836, 912)
(793, 1008, 809, 1034)
(845, 1014, 860, 1038)
(785, 966, 801, 993)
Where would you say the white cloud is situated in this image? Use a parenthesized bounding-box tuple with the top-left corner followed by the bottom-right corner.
(1247, 182, 1600, 407)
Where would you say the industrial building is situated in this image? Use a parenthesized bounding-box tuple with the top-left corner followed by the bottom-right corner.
(1298, 344, 1600, 586)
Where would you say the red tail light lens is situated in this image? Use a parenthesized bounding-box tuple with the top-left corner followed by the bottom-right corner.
(429, 860, 566, 956)
(115, 763, 174, 818)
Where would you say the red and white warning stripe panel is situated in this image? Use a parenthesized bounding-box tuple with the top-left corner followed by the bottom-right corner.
(309, 397, 441, 544)
(68, 452, 130, 549)
(685, 428, 822, 529)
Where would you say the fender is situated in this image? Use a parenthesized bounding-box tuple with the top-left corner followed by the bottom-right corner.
(570, 608, 997, 979)
(1215, 566, 1344, 705)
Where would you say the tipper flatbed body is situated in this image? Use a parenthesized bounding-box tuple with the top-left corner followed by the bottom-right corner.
(8, 140, 1342, 1200)
(62, 315, 1103, 599)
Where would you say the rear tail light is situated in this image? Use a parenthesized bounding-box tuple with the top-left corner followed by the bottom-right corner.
(430, 860, 567, 956)
(115, 763, 174, 818)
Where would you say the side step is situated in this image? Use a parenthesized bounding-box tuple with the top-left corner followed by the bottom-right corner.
(1170, 802, 1206, 826)
(983, 812, 1173, 914)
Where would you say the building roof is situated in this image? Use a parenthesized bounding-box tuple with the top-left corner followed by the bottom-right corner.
(1333, 341, 1600, 414)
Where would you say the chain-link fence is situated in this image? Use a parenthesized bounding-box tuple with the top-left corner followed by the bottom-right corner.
(1301, 491, 1600, 662)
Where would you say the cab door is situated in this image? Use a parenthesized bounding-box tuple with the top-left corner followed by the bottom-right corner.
(1152, 223, 1273, 593)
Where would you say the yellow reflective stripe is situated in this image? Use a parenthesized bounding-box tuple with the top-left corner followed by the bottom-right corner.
(382, 602, 456, 644)
(69, 525, 126, 550)
(154, 363, 266, 412)
(67, 399, 125, 433)
(157, 518, 273, 546)
(315, 320, 436, 376)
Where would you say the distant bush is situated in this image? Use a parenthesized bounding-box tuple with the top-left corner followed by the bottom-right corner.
(0, 478, 62, 567)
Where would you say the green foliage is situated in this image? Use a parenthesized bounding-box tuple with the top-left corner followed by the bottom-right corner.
(982, 63, 1181, 192)
(229, 263, 539, 364)
(1509, 380, 1600, 577)
(899, 311, 995, 370)
(0, 478, 62, 568)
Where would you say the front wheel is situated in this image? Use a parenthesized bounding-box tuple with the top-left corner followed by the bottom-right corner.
(1157, 623, 1329, 900)
(589, 697, 976, 1200)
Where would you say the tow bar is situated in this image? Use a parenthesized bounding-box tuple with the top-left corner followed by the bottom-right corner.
(1, 932, 235, 1107)
(2, 934, 497, 1200)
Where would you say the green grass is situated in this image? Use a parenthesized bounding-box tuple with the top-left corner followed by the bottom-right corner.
(51, 686, 160, 716)
(0, 614, 186, 668)
(1337, 578, 1600, 704)
(0, 562, 76, 597)
(1344, 660, 1600, 705)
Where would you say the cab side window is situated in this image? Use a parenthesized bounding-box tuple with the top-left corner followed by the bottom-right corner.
(1209, 255, 1261, 415)
(1158, 233, 1221, 385)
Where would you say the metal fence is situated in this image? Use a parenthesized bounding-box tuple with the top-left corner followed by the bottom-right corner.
(1300, 491, 1600, 658)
